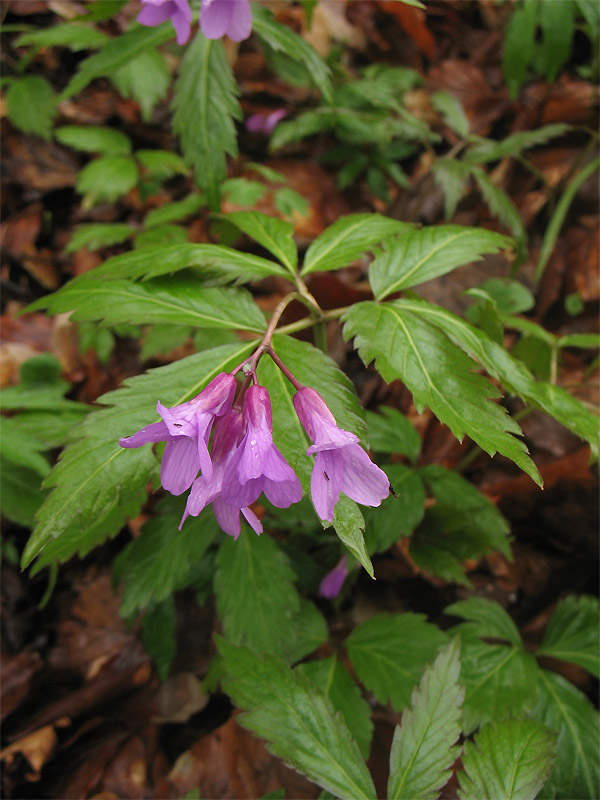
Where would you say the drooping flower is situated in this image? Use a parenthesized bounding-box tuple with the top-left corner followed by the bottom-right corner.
(181, 407, 263, 539)
(221, 385, 303, 511)
(319, 555, 348, 599)
(119, 372, 235, 496)
(246, 108, 287, 134)
(200, 0, 252, 42)
(137, 0, 192, 45)
(293, 387, 389, 522)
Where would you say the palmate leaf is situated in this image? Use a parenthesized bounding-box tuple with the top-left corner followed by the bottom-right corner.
(27, 276, 266, 332)
(538, 595, 600, 678)
(218, 638, 377, 800)
(368, 225, 511, 299)
(457, 720, 557, 800)
(172, 33, 241, 209)
(388, 638, 464, 800)
(297, 656, 373, 760)
(345, 613, 449, 711)
(343, 301, 541, 486)
(224, 211, 297, 272)
(301, 214, 409, 275)
(533, 671, 600, 800)
(22, 342, 254, 568)
(393, 297, 600, 454)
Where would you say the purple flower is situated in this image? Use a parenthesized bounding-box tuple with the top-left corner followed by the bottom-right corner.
(246, 109, 287, 134)
(137, 0, 192, 45)
(293, 387, 389, 522)
(319, 555, 348, 599)
(200, 0, 252, 42)
(221, 385, 303, 511)
(119, 372, 235, 496)
(181, 408, 263, 539)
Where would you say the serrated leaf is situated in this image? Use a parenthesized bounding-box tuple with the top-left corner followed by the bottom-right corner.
(65, 223, 134, 254)
(60, 23, 173, 100)
(346, 613, 449, 711)
(55, 125, 131, 155)
(533, 670, 599, 800)
(111, 47, 169, 122)
(21, 342, 254, 568)
(298, 656, 373, 759)
(446, 597, 521, 645)
(469, 167, 527, 256)
(76, 155, 138, 207)
(252, 6, 332, 103)
(16, 22, 108, 51)
(538, 595, 600, 678)
(114, 499, 220, 618)
(458, 719, 557, 800)
(285, 599, 328, 664)
(331, 496, 373, 578)
(8, 410, 88, 450)
(431, 91, 470, 137)
(343, 301, 541, 485)
(369, 225, 512, 299)
(172, 33, 240, 209)
(502, 0, 538, 98)
(364, 465, 425, 555)
(431, 161, 471, 221)
(388, 638, 464, 800)
(144, 194, 205, 229)
(134, 224, 188, 249)
(301, 214, 409, 276)
(224, 211, 297, 272)
(366, 406, 421, 461)
(28, 276, 266, 332)
(392, 297, 599, 455)
(142, 596, 176, 681)
(465, 124, 570, 164)
(219, 639, 377, 800)
(214, 529, 301, 661)
(6, 76, 56, 139)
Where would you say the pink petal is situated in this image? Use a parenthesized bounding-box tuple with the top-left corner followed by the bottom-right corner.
(119, 419, 168, 448)
(340, 444, 389, 508)
(200, 0, 233, 39)
(160, 436, 199, 495)
(319, 555, 348, 599)
(227, 0, 252, 42)
(263, 474, 302, 508)
(241, 506, 263, 535)
(171, 0, 192, 44)
(138, 2, 173, 27)
(311, 450, 343, 521)
(213, 496, 241, 538)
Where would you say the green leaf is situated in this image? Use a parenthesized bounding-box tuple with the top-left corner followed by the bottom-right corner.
(411, 468, 511, 585)
(502, 0, 538, 98)
(345, 613, 449, 711)
(215, 529, 302, 661)
(369, 226, 512, 299)
(446, 597, 521, 646)
(224, 211, 297, 272)
(469, 167, 527, 257)
(0, 354, 88, 413)
(343, 301, 541, 485)
(222, 178, 267, 207)
(431, 90, 470, 137)
(8, 410, 88, 450)
(111, 47, 169, 122)
(478, 277, 535, 314)
(219, 639, 377, 800)
(539, 0, 574, 83)
(431, 161, 471, 221)
(142, 596, 176, 681)
(270, 109, 334, 151)
(364, 465, 426, 554)
(465, 124, 570, 164)
(15, 22, 108, 51)
(533, 670, 599, 800)
(366, 406, 421, 461)
(21, 342, 254, 568)
(301, 214, 409, 276)
(65, 223, 134, 254)
(172, 33, 240, 209)
(298, 656, 373, 759)
(558, 333, 600, 349)
(60, 22, 173, 99)
(134, 224, 188, 250)
(0, 457, 48, 527)
(458, 719, 557, 800)
(76, 155, 138, 208)
(274, 187, 309, 220)
(55, 125, 131, 155)
(331, 496, 373, 578)
(136, 149, 188, 180)
(388, 638, 464, 800)
(0, 417, 50, 477)
(144, 194, 205, 229)
(252, 6, 332, 103)
(285, 599, 328, 664)
(392, 297, 599, 454)
(28, 276, 267, 332)
(538, 595, 600, 678)
(6, 76, 56, 139)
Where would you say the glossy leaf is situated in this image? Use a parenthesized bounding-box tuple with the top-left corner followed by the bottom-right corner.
(224, 211, 297, 272)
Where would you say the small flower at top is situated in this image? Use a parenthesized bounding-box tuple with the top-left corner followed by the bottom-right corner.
(319, 555, 349, 599)
(119, 372, 235, 496)
(200, 0, 252, 42)
(181, 407, 263, 539)
(246, 109, 287, 135)
(221, 385, 303, 511)
(293, 387, 389, 522)
(137, 0, 192, 45)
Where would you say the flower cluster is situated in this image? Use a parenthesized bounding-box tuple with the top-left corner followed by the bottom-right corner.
(119, 362, 389, 540)
(137, 0, 252, 45)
